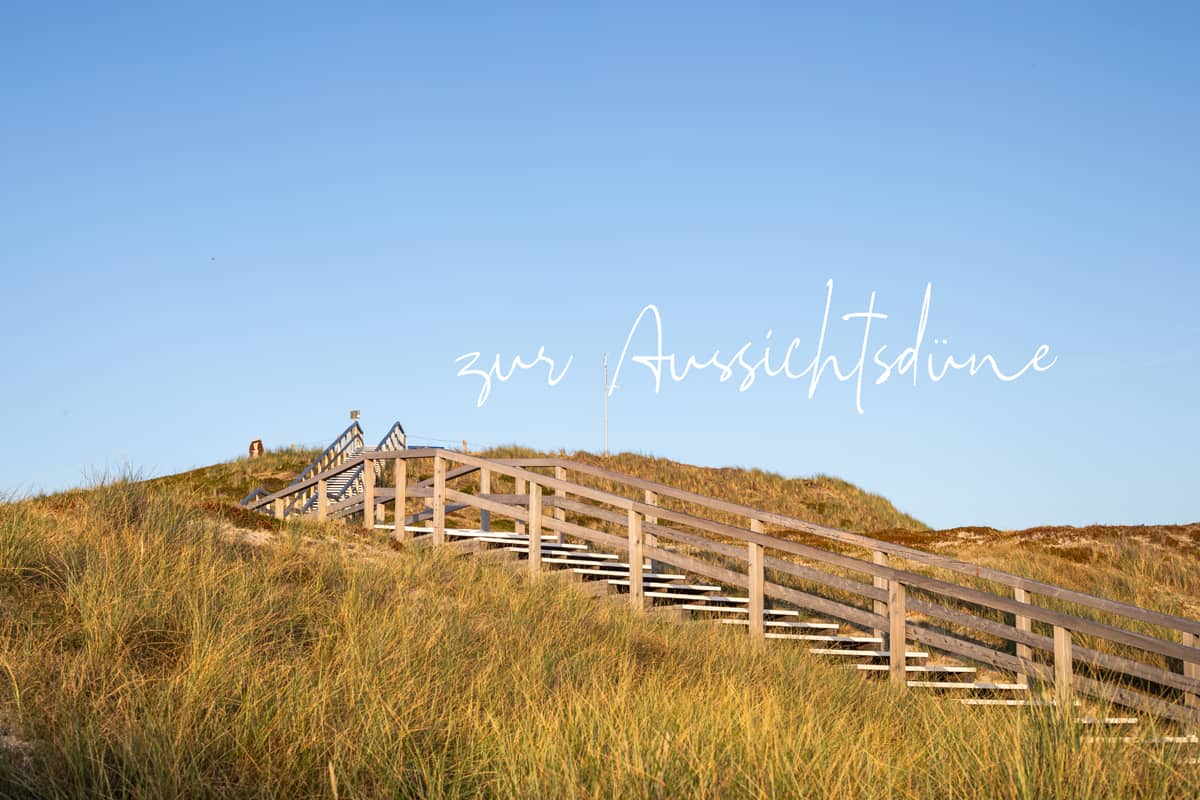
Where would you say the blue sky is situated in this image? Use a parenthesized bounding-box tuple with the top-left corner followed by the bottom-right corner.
(2, 2, 1197, 529)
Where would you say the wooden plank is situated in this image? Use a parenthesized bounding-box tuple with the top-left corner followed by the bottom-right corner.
(316, 478, 328, 521)
(394, 457, 406, 526)
(1185, 632, 1199, 712)
(445, 489, 533, 526)
(1014, 586, 1033, 687)
(873, 550, 888, 640)
(361, 457, 375, 529)
(645, 490, 660, 572)
(628, 510, 644, 610)
(631, 500, 1200, 664)
(1054, 626, 1073, 708)
(889, 581, 907, 687)
(528, 482, 542, 576)
(553, 465, 567, 544)
(550, 459, 1200, 637)
(1074, 677, 1200, 726)
(244, 447, 443, 509)
(435, 451, 636, 512)
(433, 456, 446, 546)
(514, 476, 527, 534)
(273, 498, 284, 520)
(479, 467, 491, 532)
(748, 540, 765, 641)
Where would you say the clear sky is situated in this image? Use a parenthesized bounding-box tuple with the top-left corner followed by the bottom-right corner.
(2, 2, 1197, 530)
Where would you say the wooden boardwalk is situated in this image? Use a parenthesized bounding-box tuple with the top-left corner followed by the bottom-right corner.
(241, 430, 1200, 740)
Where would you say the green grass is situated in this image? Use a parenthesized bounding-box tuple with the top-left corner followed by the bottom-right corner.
(1, 469, 1197, 798)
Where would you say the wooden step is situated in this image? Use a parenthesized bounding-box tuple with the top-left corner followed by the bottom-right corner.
(681, 604, 802, 617)
(809, 649, 929, 658)
(1080, 717, 1139, 726)
(907, 681, 1028, 691)
(718, 619, 840, 631)
(606, 580, 720, 591)
(1083, 735, 1198, 745)
(573, 568, 686, 580)
(854, 664, 976, 674)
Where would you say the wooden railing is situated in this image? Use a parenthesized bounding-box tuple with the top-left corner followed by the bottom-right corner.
(243, 449, 1200, 725)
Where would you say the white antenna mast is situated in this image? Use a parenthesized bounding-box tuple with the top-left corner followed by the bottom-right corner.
(603, 354, 617, 456)
(603, 354, 609, 455)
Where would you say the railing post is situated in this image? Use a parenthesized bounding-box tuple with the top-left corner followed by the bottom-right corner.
(433, 455, 446, 546)
(1183, 632, 1198, 712)
(628, 509, 644, 610)
(362, 456, 375, 529)
(317, 478, 328, 521)
(273, 498, 284, 520)
(1014, 587, 1033, 688)
(514, 476, 527, 534)
(528, 482, 542, 576)
(748, 539, 765, 643)
(888, 581, 907, 688)
(872, 550, 888, 641)
(642, 490, 662, 573)
(394, 457, 406, 532)
(479, 467, 491, 532)
(553, 465, 567, 544)
(1053, 625, 1073, 709)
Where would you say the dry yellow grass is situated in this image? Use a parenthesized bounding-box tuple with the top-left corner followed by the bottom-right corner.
(0, 453, 1196, 798)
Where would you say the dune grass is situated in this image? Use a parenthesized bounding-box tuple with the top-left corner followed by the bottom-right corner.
(0, 474, 1196, 798)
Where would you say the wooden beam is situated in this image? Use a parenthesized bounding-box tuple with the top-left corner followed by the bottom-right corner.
(1185, 632, 1199, 712)
(547, 458, 1200, 638)
(889, 581, 907, 688)
(316, 478, 328, 521)
(433, 455, 446, 546)
(552, 465, 566, 544)
(361, 457, 375, 529)
(527, 482, 542, 577)
(1054, 626, 1073, 709)
(394, 457, 406, 528)
(748, 539, 765, 642)
(872, 550, 888, 640)
(479, 467, 491, 531)
(628, 509, 644, 610)
(273, 498, 284, 520)
(514, 476, 526, 534)
(644, 490, 661, 572)
(1014, 586, 1033, 688)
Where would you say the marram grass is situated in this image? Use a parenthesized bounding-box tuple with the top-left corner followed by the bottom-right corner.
(0, 478, 1195, 798)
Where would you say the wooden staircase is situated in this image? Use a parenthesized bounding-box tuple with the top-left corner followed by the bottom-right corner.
(241, 425, 1200, 749)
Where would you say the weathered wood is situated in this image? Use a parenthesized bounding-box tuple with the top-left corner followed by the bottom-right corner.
(244, 447, 443, 510)
(528, 482, 542, 576)
(514, 476, 527, 534)
(645, 490, 661, 572)
(889, 581, 907, 687)
(1074, 676, 1199, 726)
(316, 478, 328, 521)
(1013, 586, 1033, 687)
(433, 455, 446, 546)
(748, 540, 765, 641)
(361, 457, 375, 529)
(628, 509, 644, 610)
(394, 457, 406, 526)
(553, 465, 567, 544)
(1054, 626, 1073, 708)
(873, 550, 888, 640)
(273, 498, 284, 520)
(479, 467, 491, 531)
(1185, 632, 1199, 711)
(260, 446, 1200, 724)
(549, 458, 1200, 637)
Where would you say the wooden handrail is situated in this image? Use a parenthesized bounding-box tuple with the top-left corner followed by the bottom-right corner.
(245, 444, 1200, 721)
